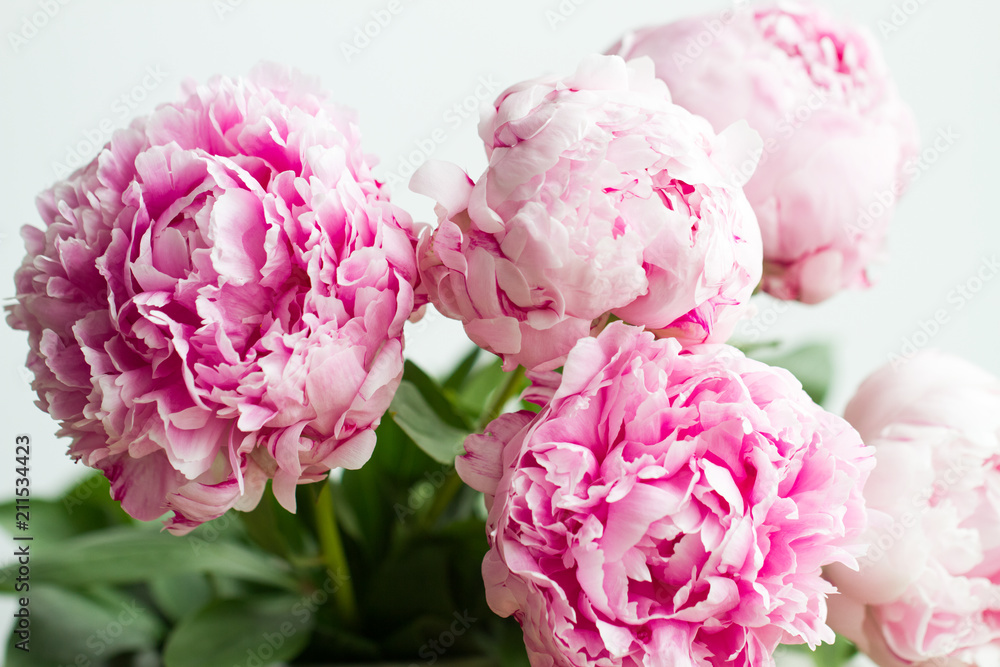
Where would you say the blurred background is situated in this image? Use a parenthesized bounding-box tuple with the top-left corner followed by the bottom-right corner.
(0, 0, 996, 662)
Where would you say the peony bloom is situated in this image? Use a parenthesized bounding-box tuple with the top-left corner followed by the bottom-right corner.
(7, 64, 423, 534)
(457, 322, 873, 667)
(414, 54, 763, 372)
(613, 1, 919, 304)
(825, 351, 1000, 667)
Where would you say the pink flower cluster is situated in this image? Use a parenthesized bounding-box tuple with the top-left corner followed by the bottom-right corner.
(7, 4, 930, 663)
(826, 351, 1000, 667)
(614, 1, 919, 303)
(459, 323, 874, 667)
(415, 55, 762, 372)
(7, 65, 422, 533)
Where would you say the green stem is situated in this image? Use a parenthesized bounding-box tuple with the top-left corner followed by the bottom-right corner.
(313, 482, 359, 628)
(418, 366, 527, 531)
(418, 468, 464, 532)
(478, 365, 526, 430)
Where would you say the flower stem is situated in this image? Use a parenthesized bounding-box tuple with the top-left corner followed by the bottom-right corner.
(418, 467, 464, 531)
(313, 482, 359, 628)
(478, 365, 526, 430)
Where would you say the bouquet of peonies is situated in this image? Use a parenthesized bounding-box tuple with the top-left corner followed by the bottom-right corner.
(3, 3, 997, 667)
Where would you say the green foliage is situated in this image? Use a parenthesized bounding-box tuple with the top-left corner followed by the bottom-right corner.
(444, 350, 518, 423)
(7, 585, 165, 665)
(0, 526, 298, 593)
(163, 596, 313, 667)
(390, 380, 472, 464)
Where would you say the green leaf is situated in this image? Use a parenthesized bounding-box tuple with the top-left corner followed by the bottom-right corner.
(453, 357, 508, 419)
(390, 381, 472, 464)
(238, 482, 312, 560)
(362, 537, 458, 629)
(433, 519, 492, 614)
(380, 612, 483, 659)
(362, 522, 495, 656)
(308, 622, 383, 662)
(163, 595, 312, 667)
(148, 573, 214, 623)
(370, 412, 448, 485)
(404, 360, 471, 430)
(486, 616, 532, 667)
(745, 341, 834, 405)
(776, 635, 857, 667)
(336, 462, 390, 562)
(813, 635, 858, 667)
(328, 475, 365, 547)
(185, 509, 247, 545)
(443, 346, 483, 393)
(0, 527, 297, 593)
(4, 641, 66, 667)
(7, 585, 164, 664)
(0, 498, 87, 543)
(60, 472, 141, 527)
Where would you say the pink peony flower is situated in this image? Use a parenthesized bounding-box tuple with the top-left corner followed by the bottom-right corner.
(6, 64, 423, 534)
(457, 322, 873, 667)
(414, 54, 763, 372)
(613, 1, 919, 304)
(825, 351, 1000, 667)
